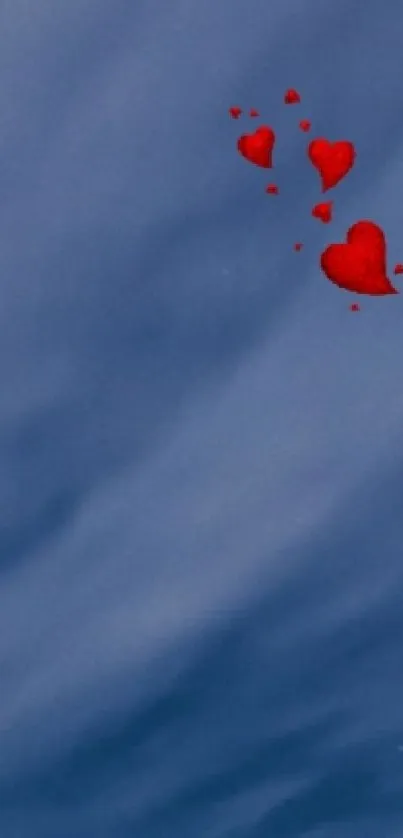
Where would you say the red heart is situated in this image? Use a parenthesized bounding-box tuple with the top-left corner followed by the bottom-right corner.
(394, 263, 403, 275)
(312, 201, 333, 224)
(284, 88, 300, 104)
(294, 242, 303, 251)
(299, 119, 311, 132)
(308, 138, 356, 192)
(349, 303, 360, 311)
(249, 108, 259, 117)
(320, 220, 398, 296)
(229, 106, 242, 119)
(237, 126, 275, 168)
(265, 183, 278, 194)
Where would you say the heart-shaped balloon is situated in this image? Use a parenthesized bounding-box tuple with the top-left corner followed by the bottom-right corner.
(312, 201, 333, 224)
(320, 220, 398, 295)
(308, 138, 356, 192)
(299, 119, 311, 132)
(237, 126, 275, 168)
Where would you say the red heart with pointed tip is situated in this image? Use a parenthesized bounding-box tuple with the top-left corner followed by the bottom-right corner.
(299, 119, 311, 132)
(229, 106, 242, 119)
(349, 303, 360, 311)
(237, 126, 275, 168)
(320, 220, 398, 296)
(308, 138, 356, 192)
(265, 183, 278, 194)
(312, 201, 333, 224)
(294, 242, 303, 251)
(249, 108, 259, 117)
(284, 88, 300, 104)
(394, 263, 403, 275)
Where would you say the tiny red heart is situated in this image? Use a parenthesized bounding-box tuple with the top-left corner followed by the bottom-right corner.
(284, 88, 300, 104)
(394, 263, 403, 275)
(320, 220, 398, 296)
(308, 138, 356, 192)
(249, 108, 259, 117)
(299, 119, 311, 132)
(237, 126, 275, 168)
(312, 201, 333, 224)
(229, 106, 242, 119)
(294, 242, 303, 251)
(349, 303, 360, 311)
(265, 184, 278, 194)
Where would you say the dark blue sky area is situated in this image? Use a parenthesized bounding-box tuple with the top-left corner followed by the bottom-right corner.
(0, 2, 403, 836)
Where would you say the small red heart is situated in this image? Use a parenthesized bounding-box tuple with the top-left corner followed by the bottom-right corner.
(284, 88, 300, 104)
(349, 303, 360, 311)
(394, 263, 403, 275)
(294, 242, 303, 251)
(249, 108, 259, 117)
(299, 119, 311, 132)
(265, 183, 278, 194)
(308, 138, 356, 192)
(320, 220, 399, 296)
(229, 106, 242, 119)
(312, 201, 333, 224)
(237, 126, 275, 168)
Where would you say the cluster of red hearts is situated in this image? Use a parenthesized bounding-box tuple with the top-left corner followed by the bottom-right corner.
(230, 89, 403, 307)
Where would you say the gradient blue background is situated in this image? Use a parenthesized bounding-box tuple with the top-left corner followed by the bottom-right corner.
(1, 1, 403, 836)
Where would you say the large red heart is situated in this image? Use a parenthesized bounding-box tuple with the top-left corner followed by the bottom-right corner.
(320, 220, 398, 295)
(308, 138, 356, 192)
(237, 126, 275, 168)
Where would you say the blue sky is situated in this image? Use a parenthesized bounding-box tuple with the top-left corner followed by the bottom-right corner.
(1, 1, 403, 835)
